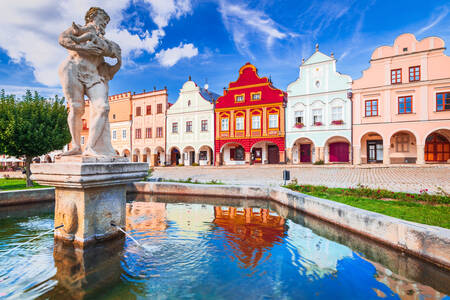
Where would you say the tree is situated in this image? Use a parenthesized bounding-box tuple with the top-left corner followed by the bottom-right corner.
(0, 89, 71, 187)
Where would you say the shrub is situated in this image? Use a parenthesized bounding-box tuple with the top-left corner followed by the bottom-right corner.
(313, 160, 324, 165)
(192, 162, 199, 166)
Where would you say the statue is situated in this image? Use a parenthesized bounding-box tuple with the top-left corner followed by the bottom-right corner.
(58, 7, 121, 157)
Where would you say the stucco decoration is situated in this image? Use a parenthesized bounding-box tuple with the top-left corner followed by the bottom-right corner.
(58, 7, 121, 157)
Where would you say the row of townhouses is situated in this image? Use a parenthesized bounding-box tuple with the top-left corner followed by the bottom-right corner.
(75, 33, 450, 166)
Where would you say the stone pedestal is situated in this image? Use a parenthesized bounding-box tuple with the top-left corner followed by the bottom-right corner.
(31, 156, 148, 247)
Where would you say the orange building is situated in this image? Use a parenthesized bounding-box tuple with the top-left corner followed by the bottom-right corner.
(214, 63, 287, 165)
(131, 89, 169, 165)
(78, 92, 133, 157)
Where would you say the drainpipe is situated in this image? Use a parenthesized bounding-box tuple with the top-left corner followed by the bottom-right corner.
(348, 89, 353, 164)
(213, 98, 216, 166)
(283, 94, 287, 164)
(130, 98, 133, 161)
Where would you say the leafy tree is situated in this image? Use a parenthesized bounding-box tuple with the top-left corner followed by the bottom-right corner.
(0, 89, 71, 186)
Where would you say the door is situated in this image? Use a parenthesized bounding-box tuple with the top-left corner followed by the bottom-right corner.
(300, 144, 311, 163)
(425, 133, 450, 162)
(252, 148, 262, 163)
(190, 151, 195, 165)
(171, 149, 180, 165)
(268, 145, 279, 164)
(367, 141, 382, 163)
(329, 142, 349, 162)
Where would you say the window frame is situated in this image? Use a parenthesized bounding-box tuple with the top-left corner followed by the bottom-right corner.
(156, 127, 163, 138)
(436, 92, 450, 112)
(172, 122, 178, 134)
(185, 121, 193, 133)
(136, 106, 141, 116)
(146, 105, 152, 115)
(250, 92, 261, 101)
(398, 96, 413, 114)
(312, 108, 322, 125)
(391, 69, 402, 84)
(395, 134, 410, 153)
(268, 113, 279, 129)
(157, 103, 163, 114)
(235, 112, 245, 132)
(331, 106, 343, 121)
(365, 99, 378, 117)
(122, 129, 127, 140)
(234, 93, 245, 103)
(145, 127, 152, 138)
(409, 66, 420, 82)
(112, 130, 117, 140)
(251, 114, 261, 130)
(201, 120, 208, 132)
(220, 113, 230, 132)
(135, 128, 142, 139)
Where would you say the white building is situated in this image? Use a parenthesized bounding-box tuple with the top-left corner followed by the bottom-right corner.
(166, 79, 219, 166)
(286, 46, 352, 164)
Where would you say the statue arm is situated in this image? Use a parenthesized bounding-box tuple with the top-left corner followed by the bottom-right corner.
(58, 26, 103, 56)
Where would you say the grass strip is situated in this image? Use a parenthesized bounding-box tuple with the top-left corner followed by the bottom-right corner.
(0, 178, 48, 191)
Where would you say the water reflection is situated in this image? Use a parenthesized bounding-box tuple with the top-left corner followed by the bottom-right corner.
(213, 207, 286, 269)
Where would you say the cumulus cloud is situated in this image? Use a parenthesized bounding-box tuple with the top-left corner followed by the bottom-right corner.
(156, 43, 198, 67)
(218, 0, 296, 57)
(0, 0, 194, 86)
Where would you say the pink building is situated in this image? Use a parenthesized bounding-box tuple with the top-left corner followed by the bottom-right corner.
(132, 89, 168, 166)
(352, 33, 450, 164)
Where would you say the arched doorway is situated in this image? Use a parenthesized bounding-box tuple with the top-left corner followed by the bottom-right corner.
(360, 132, 383, 163)
(389, 131, 417, 164)
(170, 148, 181, 166)
(133, 149, 141, 162)
(425, 133, 450, 162)
(292, 138, 314, 164)
(220, 143, 245, 165)
(154, 147, 165, 166)
(122, 149, 131, 158)
(143, 148, 151, 163)
(198, 145, 213, 165)
(325, 136, 350, 163)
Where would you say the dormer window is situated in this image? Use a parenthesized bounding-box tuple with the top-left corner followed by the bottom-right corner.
(251, 92, 261, 100)
(403, 47, 408, 52)
(235, 94, 244, 102)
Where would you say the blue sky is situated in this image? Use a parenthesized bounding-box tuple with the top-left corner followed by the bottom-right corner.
(0, 0, 449, 103)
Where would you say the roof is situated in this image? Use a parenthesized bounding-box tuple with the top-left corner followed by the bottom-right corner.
(199, 87, 220, 103)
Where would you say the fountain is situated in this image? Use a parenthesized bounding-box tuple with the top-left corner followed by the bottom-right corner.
(31, 7, 148, 247)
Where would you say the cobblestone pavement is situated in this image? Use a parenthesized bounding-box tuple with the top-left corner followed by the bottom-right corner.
(152, 165, 450, 194)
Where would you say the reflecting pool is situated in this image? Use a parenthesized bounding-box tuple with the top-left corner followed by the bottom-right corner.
(0, 195, 449, 299)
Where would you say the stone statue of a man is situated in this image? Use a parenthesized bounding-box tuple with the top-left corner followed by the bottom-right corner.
(58, 7, 121, 157)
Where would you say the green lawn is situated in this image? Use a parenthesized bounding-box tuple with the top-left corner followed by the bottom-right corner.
(284, 184, 450, 229)
(0, 178, 48, 191)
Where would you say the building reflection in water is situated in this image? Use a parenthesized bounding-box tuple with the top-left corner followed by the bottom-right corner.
(213, 206, 286, 269)
(126, 202, 168, 232)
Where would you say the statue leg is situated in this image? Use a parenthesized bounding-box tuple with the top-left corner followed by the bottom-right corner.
(59, 81, 85, 156)
(83, 82, 115, 157)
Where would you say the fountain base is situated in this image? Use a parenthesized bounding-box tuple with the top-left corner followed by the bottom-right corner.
(31, 156, 148, 247)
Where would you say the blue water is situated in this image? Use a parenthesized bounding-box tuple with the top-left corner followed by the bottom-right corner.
(0, 198, 448, 299)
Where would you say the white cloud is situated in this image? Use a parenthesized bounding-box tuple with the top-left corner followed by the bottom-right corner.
(0, 0, 194, 86)
(218, 0, 296, 57)
(0, 84, 62, 98)
(156, 43, 198, 67)
(416, 6, 449, 35)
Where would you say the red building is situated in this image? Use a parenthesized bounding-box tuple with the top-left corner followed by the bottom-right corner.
(215, 63, 287, 165)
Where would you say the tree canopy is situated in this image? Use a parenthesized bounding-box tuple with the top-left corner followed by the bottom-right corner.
(0, 89, 71, 186)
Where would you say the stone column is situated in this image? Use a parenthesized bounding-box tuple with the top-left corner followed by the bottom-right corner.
(353, 146, 361, 165)
(383, 143, 391, 165)
(150, 154, 156, 167)
(215, 152, 221, 166)
(416, 144, 425, 165)
(31, 156, 148, 247)
(279, 151, 286, 163)
(315, 147, 324, 162)
(286, 148, 293, 165)
(245, 151, 251, 164)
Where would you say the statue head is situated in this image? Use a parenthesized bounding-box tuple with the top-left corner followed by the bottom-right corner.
(85, 7, 110, 34)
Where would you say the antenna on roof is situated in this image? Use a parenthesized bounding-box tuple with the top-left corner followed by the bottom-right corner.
(315, 43, 319, 52)
(153, 86, 156, 91)
(269, 75, 272, 83)
(302, 58, 305, 64)
(143, 89, 146, 93)
(331, 52, 334, 58)
(189, 75, 191, 81)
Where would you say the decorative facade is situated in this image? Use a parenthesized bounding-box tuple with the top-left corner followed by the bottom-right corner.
(214, 63, 287, 165)
(109, 92, 132, 158)
(352, 33, 450, 164)
(286, 46, 352, 164)
(166, 79, 219, 166)
(131, 89, 168, 166)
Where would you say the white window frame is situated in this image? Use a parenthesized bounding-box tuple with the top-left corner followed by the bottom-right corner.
(268, 114, 278, 129)
(235, 116, 244, 131)
(122, 129, 127, 140)
(112, 130, 117, 140)
(332, 106, 343, 121)
(221, 118, 229, 131)
(312, 109, 322, 124)
(295, 111, 304, 124)
(252, 115, 261, 129)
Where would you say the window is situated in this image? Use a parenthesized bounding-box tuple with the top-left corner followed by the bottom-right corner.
(82, 119, 88, 130)
(201, 120, 208, 132)
(436, 92, 450, 111)
(230, 146, 245, 161)
(235, 94, 244, 102)
(251, 115, 261, 129)
(332, 106, 343, 121)
(172, 122, 178, 133)
(221, 118, 229, 131)
(146, 127, 152, 138)
(365, 100, 378, 117)
(186, 121, 192, 132)
(391, 69, 401, 84)
(81, 136, 85, 145)
(146, 105, 152, 115)
(235, 116, 244, 131)
(409, 66, 420, 82)
(112, 114, 116, 120)
(268, 114, 278, 128)
(251, 92, 261, 100)
(135, 128, 141, 139)
(312, 109, 322, 124)
(122, 129, 127, 140)
(199, 151, 208, 160)
(136, 106, 141, 116)
(396, 134, 410, 152)
(398, 96, 412, 114)
(157, 103, 162, 114)
(295, 111, 304, 124)
(156, 127, 163, 138)
(112, 130, 117, 140)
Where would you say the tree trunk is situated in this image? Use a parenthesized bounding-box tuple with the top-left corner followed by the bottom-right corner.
(25, 156, 33, 187)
